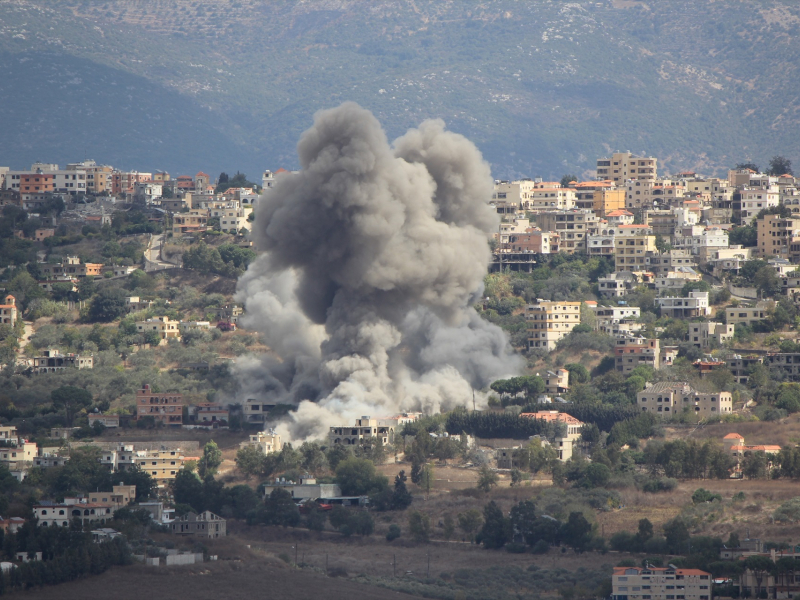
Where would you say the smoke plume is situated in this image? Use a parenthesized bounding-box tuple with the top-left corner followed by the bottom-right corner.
(234, 102, 523, 440)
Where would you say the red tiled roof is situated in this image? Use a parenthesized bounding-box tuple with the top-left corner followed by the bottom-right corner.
(723, 433, 744, 439)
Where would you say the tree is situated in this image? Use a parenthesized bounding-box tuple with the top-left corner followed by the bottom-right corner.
(477, 465, 498, 493)
(264, 488, 301, 527)
(477, 501, 510, 549)
(767, 156, 793, 176)
(390, 470, 413, 510)
(419, 463, 435, 497)
(742, 451, 768, 479)
(663, 518, 690, 554)
(172, 470, 204, 512)
(458, 509, 484, 543)
(655, 234, 672, 254)
(736, 162, 760, 173)
(335, 457, 388, 496)
(509, 500, 538, 546)
(198, 441, 223, 478)
(406, 510, 431, 543)
(236, 446, 265, 478)
(560, 512, 592, 552)
(635, 518, 653, 548)
(744, 555, 776, 597)
(560, 174, 578, 187)
(565, 363, 589, 385)
(443, 514, 455, 540)
(51, 386, 92, 426)
(88, 287, 127, 322)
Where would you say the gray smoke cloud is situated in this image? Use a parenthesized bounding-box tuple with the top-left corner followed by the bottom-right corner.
(233, 102, 523, 440)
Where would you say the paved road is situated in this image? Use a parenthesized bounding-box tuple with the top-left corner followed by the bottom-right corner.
(144, 234, 179, 272)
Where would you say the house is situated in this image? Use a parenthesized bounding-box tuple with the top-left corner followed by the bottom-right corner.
(541, 369, 569, 394)
(0, 294, 17, 327)
(173, 209, 208, 237)
(597, 271, 640, 298)
(615, 337, 661, 374)
(722, 433, 781, 478)
(526, 300, 582, 350)
(125, 296, 154, 311)
(132, 449, 187, 484)
(0, 442, 37, 470)
(0, 517, 25, 534)
(216, 304, 243, 324)
(88, 413, 120, 428)
(689, 322, 734, 349)
(38, 256, 103, 279)
(239, 430, 282, 454)
(726, 302, 772, 326)
(33, 447, 69, 469)
(518, 411, 583, 461)
(612, 566, 711, 600)
(0, 425, 19, 446)
(637, 382, 733, 417)
(135, 316, 181, 344)
(170, 511, 226, 538)
(656, 291, 710, 318)
(137, 501, 176, 524)
(32, 349, 93, 373)
(33, 503, 114, 528)
(135, 384, 183, 426)
(188, 403, 229, 425)
(329, 415, 402, 447)
(91, 528, 122, 543)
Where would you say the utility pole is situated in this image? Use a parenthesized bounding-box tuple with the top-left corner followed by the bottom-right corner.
(393, 553, 396, 578)
(295, 543, 298, 566)
(326, 553, 328, 575)
(427, 553, 430, 579)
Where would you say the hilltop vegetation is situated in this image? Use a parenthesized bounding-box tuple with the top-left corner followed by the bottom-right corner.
(0, 0, 798, 176)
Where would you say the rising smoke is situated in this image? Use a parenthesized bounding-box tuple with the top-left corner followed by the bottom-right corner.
(233, 102, 523, 440)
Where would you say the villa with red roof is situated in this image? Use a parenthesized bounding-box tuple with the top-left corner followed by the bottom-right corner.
(722, 433, 781, 478)
(0, 294, 17, 327)
(519, 411, 583, 461)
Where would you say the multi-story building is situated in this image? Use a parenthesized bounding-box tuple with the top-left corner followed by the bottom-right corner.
(757, 214, 800, 258)
(217, 205, 252, 234)
(34, 503, 114, 528)
(526, 300, 582, 350)
(615, 337, 661, 374)
(542, 369, 569, 394)
(528, 186, 576, 211)
(615, 234, 657, 272)
(32, 349, 93, 373)
(135, 316, 181, 343)
(0, 442, 37, 470)
(654, 268, 703, 294)
(726, 302, 772, 326)
(0, 294, 17, 327)
(593, 189, 626, 217)
(735, 187, 780, 224)
(38, 256, 103, 279)
(239, 430, 282, 454)
(112, 171, 152, 196)
(88, 413, 120, 428)
(612, 566, 711, 600)
(518, 411, 584, 461)
(689, 322, 735, 349)
(135, 384, 183, 426)
(722, 433, 781, 478)
(328, 414, 420, 447)
(170, 511, 226, 538)
(637, 382, 733, 417)
(644, 249, 696, 276)
(507, 229, 560, 254)
(0, 425, 19, 446)
(672, 226, 729, 256)
(597, 271, 641, 298)
(190, 403, 229, 425)
(67, 160, 113, 195)
(244, 399, 276, 423)
(492, 179, 538, 209)
(173, 209, 208, 237)
(216, 304, 243, 324)
(596, 152, 657, 186)
(656, 291, 710, 318)
(133, 449, 187, 483)
(533, 209, 600, 254)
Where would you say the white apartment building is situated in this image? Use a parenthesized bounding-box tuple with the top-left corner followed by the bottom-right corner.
(136, 316, 181, 343)
(738, 187, 780, 224)
(329, 413, 421, 447)
(239, 430, 282, 454)
(612, 566, 711, 600)
(637, 382, 732, 416)
(656, 291, 710, 318)
(689, 322, 735, 349)
(492, 179, 538, 208)
(528, 187, 576, 210)
(526, 300, 582, 350)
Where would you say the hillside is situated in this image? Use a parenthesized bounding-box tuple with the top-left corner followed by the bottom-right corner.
(0, 0, 798, 178)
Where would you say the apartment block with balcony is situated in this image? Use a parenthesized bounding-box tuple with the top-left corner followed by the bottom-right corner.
(612, 566, 711, 600)
(135, 384, 183, 426)
(32, 349, 93, 373)
(637, 382, 732, 417)
(596, 152, 657, 186)
(689, 322, 735, 349)
(135, 316, 181, 344)
(526, 300, 582, 350)
(0, 294, 17, 327)
(757, 213, 800, 258)
(533, 209, 600, 254)
(615, 337, 660, 374)
(656, 291, 710, 318)
(615, 235, 657, 272)
(725, 302, 772, 326)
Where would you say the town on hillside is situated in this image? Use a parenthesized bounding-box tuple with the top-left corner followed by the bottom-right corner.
(2, 154, 800, 599)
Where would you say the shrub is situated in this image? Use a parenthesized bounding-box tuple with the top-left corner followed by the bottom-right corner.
(386, 524, 401, 541)
(773, 497, 800, 523)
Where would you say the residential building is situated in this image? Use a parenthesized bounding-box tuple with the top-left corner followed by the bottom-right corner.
(532, 209, 600, 254)
(656, 291, 710, 318)
(189, 403, 229, 424)
(615, 235, 657, 272)
(170, 511, 226, 538)
(135, 384, 183, 426)
(689, 322, 735, 349)
(736, 187, 780, 225)
(528, 186, 576, 211)
(34, 503, 113, 528)
(726, 302, 772, 326)
(722, 433, 781, 478)
(587, 232, 616, 258)
(239, 430, 282, 454)
(133, 449, 187, 483)
(637, 382, 733, 417)
(615, 337, 661, 374)
(725, 355, 764, 384)
(32, 447, 68, 469)
(173, 210, 208, 237)
(0, 442, 37, 470)
(244, 399, 276, 423)
(518, 411, 584, 461)
(645, 249, 696, 276)
(112, 171, 152, 196)
(0, 517, 25, 534)
(765, 353, 800, 381)
(261, 476, 342, 501)
(194, 172, 210, 191)
(757, 213, 800, 258)
(597, 271, 640, 298)
(654, 268, 703, 294)
(596, 152, 657, 186)
(593, 305, 642, 336)
(0, 294, 17, 327)
(0, 425, 18, 446)
(38, 256, 103, 279)
(84, 484, 136, 510)
(526, 300, 582, 350)
(541, 369, 569, 394)
(593, 189, 626, 217)
(329, 414, 413, 447)
(32, 349, 93, 373)
(217, 205, 252, 234)
(66, 160, 113, 195)
(216, 304, 243, 324)
(507, 229, 560, 254)
(135, 316, 181, 344)
(492, 179, 538, 209)
(611, 566, 711, 600)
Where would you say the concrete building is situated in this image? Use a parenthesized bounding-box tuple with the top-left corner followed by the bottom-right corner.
(757, 213, 800, 258)
(189, 403, 229, 425)
(532, 209, 600, 254)
(173, 210, 208, 237)
(133, 449, 187, 483)
(654, 268, 703, 294)
(722, 433, 781, 478)
(135, 384, 183, 427)
(612, 566, 711, 600)
(38, 256, 103, 279)
(615, 235, 657, 272)
(593, 189, 626, 217)
(34, 503, 113, 528)
(518, 411, 584, 461)
(170, 511, 226, 538)
(656, 291, 711, 318)
(32, 349, 93, 373)
(526, 300, 582, 350)
(726, 302, 772, 326)
(0, 442, 37, 470)
(261, 476, 342, 501)
(637, 382, 733, 417)
(542, 369, 569, 394)
(88, 413, 120, 428)
(596, 152, 657, 186)
(736, 187, 780, 224)
(492, 180, 538, 209)
(506, 229, 559, 254)
(328, 414, 420, 447)
(216, 304, 243, 324)
(0, 294, 17, 327)
(239, 430, 282, 454)
(135, 316, 181, 344)
(689, 322, 735, 349)
(615, 337, 661, 374)
(597, 272, 640, 298)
